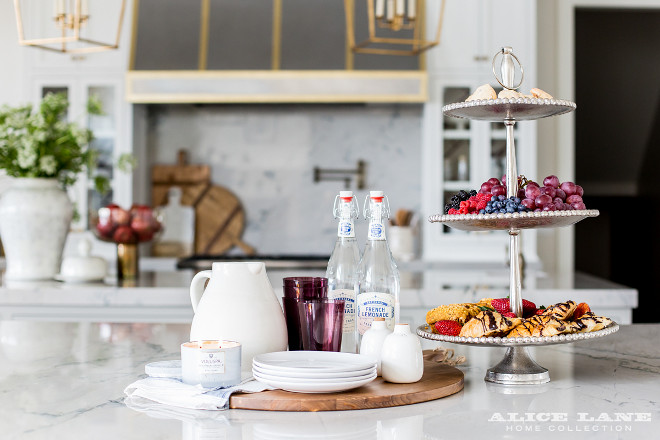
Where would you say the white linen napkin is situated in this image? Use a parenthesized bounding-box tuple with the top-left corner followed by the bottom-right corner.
(124, 376, 274, 411)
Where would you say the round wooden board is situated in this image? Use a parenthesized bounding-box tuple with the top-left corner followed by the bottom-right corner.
(229, 360, 464, 412)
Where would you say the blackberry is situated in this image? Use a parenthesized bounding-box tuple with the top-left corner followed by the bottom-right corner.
(469, 190, 477, 197)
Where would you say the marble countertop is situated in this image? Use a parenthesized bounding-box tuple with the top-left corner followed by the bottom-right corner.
(0, 321, 658, 439)
(0, 260, 638, 325)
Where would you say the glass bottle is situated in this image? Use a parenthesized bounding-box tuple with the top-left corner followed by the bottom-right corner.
(326, 190, 360, 353)
(356, 191, 400, 345)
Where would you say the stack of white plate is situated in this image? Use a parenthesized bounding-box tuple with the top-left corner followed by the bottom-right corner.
(252, 351, 378, 393)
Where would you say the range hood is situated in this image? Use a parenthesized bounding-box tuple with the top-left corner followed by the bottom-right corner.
(126, 0, 427, 104)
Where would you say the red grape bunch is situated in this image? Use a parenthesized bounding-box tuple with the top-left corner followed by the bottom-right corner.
(478, 175, 587, 212)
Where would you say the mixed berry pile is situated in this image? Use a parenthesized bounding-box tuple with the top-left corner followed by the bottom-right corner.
(444, 175, 588, 215)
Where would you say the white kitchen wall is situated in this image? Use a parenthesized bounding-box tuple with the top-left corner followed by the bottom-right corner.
(145, 104, 422, 255)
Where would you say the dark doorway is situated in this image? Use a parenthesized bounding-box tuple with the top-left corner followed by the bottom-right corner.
(575, 8, 660, 323)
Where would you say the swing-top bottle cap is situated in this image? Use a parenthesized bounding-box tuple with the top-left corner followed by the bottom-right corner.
(370, 190, 384, 201)
(339, 191, 353, 201)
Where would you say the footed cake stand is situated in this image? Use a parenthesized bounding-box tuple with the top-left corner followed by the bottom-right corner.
(417, 47, 618, 385)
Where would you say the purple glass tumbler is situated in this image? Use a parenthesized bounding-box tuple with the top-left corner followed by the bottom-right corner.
(283, 277, 328, 300)
(282, 297, 304, 351)
(297, 299, 345, 352)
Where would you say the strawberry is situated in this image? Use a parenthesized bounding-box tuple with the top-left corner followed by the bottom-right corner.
(490, 298, 537, 316)
(434, 320, 462, 336)
(535, 306, 546, 315)
(502, 312, 517, 318)
(490, 298, 510, 314)
(573, 302, 591, 320)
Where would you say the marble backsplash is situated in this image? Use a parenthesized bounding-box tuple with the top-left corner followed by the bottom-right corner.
(146, 104, 422, 255)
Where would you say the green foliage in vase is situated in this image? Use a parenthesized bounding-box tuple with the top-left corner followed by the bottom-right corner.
(0, 93, 134, 193)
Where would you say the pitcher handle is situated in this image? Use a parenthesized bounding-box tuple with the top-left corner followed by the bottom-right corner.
(190, 270, 213, 313)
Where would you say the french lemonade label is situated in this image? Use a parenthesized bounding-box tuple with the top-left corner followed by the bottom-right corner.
(337, 220, 355, 238)
(367, 221, 385, 240)
(357, 291, 395, 334)
(327, 288, 356, 332)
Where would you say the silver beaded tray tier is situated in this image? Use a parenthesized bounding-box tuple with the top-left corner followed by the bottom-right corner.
(429, 209, 600, 232)
(442, 98, 576, 121)
(417, 322, 619, 348)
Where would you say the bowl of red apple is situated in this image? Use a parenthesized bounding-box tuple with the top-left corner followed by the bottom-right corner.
(94, 204, 163, 244)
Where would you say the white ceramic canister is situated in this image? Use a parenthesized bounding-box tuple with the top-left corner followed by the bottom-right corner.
(380, 323, 424, 383)
(0, 178, 73, 280)
(181, 340, 241, 388)
(359, 317, 392, 376)
(189, 262, 288, 370)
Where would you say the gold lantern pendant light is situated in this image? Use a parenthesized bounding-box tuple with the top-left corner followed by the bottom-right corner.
(345, 0, 446, 56)
(14, 0, 127, 53)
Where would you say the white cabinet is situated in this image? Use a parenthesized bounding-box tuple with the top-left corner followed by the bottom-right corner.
(31, 77, 133, 231)
(426, 0, 536, 75)
(421, 0, 539, 264)
(21, 1, 134, 232)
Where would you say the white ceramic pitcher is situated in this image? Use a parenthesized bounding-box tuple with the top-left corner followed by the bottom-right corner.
(189, 262, 287, 369)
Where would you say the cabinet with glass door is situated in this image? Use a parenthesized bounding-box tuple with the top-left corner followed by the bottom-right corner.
(423, 80, 538, 264)
(32, 79, 132, 232)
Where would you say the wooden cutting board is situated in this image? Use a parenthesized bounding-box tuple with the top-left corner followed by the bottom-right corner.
(151, 150, 255, 255)
(229, 360, 464, 411)
(194, 185, 255, 255)
(151, 150, 211, 207)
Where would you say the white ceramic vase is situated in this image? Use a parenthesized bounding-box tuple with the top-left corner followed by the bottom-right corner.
(380, 323, 424, 383)
(0, 178, 73, 280)
(189, 262, 288, 370)
(359, 317, 392, 376)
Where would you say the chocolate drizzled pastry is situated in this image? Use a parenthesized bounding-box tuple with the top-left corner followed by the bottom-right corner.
(570, 312, 612, 333)
(507, 315, 574, 338)
(540, 300, 577, 320)
(459, 311, 522, 338)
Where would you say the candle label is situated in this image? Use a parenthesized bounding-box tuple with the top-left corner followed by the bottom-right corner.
(337, 220, 355, 238)
(197, 350, 225, 374)
(356, 292, 395, 335)
(328, 288, 356, 332)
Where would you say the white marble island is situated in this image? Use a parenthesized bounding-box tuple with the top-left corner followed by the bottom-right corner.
(0, 321, 658, 440)
(0, 263, 638, 326)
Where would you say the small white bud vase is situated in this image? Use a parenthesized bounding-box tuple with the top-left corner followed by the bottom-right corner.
(359, 317, 392, 376)
(380, 323, 424, 383)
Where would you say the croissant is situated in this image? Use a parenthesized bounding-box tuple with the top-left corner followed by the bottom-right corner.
(507, 315, 574, 338)
(459, 311, 522, 338)
(541, 300, 577, 321)
(570, 312, 612, 333)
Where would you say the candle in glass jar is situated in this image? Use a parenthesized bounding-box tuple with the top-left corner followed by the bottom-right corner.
(181, 340, 241, 388)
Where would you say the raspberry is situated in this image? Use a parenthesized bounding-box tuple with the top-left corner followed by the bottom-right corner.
(459, 201, 469, 209)
(434, 320, 463, 336)
(459, 206, 469, 214)
(477, 201, 488, 210)
(448, 208, 459, 215)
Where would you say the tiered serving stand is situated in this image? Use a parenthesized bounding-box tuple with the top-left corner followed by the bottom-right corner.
(416, 47, 618, 385)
